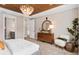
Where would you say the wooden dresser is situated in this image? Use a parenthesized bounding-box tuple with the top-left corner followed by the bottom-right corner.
(37, 32, 54, 44)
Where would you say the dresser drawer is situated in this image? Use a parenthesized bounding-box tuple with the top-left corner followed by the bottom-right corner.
(37, 33, 54, 44)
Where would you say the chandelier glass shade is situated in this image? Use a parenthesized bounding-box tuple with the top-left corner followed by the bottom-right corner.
(20, 5, 34, 16)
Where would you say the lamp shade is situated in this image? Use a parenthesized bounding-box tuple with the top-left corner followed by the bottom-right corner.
(48, 24, 54, 30)
(49, 25, 54, 29)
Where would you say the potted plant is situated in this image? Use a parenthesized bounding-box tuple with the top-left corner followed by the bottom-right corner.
(66, 18, 79, 52)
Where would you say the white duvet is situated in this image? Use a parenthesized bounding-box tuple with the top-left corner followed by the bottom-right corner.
(5, 39, 39, 55)
(0, 43, 11, 55)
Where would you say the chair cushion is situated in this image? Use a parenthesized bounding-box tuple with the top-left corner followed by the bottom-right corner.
(57, 37, 67, 41)
(55, 39, 66, 47)
(59, 35, 70, 42)
(55, 35, 70, 47)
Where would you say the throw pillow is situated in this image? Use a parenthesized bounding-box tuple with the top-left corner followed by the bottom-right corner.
(0, 40, 5, 50)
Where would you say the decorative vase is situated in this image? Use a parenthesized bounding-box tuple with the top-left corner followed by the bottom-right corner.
(65, 42, 75, 52)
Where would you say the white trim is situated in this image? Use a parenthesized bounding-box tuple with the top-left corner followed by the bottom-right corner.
(31, 4, 78, 18)
(0, 7, 23, 16)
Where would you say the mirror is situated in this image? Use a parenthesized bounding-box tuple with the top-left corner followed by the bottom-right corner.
(41, 17, 52, 33)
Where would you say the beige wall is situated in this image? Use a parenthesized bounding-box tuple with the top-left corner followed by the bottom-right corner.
(35, 8, 78, 39)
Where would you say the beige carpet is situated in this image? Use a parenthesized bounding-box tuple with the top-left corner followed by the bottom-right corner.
(26, 38, 77, 55)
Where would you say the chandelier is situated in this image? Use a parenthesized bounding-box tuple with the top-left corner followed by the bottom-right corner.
(20, 5, 34, 16)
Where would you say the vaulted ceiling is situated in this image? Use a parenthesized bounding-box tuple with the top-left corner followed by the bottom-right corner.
(0, 4, 62, 15)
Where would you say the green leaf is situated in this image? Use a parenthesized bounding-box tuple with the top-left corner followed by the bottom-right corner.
(67, 28, 74, 36)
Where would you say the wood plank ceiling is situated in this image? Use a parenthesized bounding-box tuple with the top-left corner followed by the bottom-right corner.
(0, 4, 62, 15)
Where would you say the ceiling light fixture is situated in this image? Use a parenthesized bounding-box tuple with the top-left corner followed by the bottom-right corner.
(20, 4, 34, 16)
(49, 4, 53, 6)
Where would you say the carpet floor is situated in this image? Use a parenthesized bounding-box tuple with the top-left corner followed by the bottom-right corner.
(26, 38, 77, 55)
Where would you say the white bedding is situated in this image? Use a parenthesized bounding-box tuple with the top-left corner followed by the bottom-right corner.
(0, 44, 11, 55)
(5, 39, 39, 55)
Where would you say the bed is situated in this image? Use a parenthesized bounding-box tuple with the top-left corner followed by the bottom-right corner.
(0, 46, 11, 55)
(5, 39, 39, 55)
(0, 39, 39, 55)
(0, 40, 11, 55)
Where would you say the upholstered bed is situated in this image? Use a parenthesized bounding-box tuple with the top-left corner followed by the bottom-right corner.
(0, 39, 39, 55)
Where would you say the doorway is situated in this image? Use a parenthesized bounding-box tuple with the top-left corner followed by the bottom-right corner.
(24, 19, 35, 39)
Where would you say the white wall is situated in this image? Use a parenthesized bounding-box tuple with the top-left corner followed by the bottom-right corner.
(35, 8, 78, 39)
(77, 6, 79, 45)
(29, 19, 35, 39)
(78, 5, 79, 18)
(16, 16, 24, 39)
(0, 11, 24, 40)
(0, 14, 4, 39)
(5, 17, 16, 39)
(6, 17, 16, 32)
